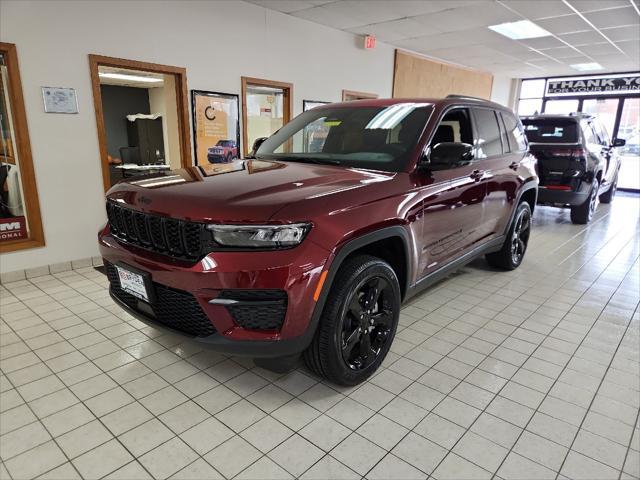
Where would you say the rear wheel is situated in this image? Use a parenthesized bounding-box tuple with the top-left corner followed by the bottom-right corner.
(599, 174, 617, 204)
(304, 255, 400, 386)
(485, 202, 531, 270)
(571, 178, 599, 224)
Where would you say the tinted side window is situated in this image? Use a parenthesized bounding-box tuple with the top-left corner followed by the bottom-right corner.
(429, 108, 473, 147)
(581, 120, 597, 144)
(593, 120, 609, 146)
(503, 112, 527, 151)
(473, 109, 502, 158)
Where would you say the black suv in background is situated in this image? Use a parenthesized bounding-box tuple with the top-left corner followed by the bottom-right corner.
(521, 113, 625, 224)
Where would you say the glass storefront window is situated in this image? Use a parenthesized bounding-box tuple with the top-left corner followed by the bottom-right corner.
(518, 98, 543, 116)
(520, 79, 546, 99)
(0, 43, 44, 251)
(582, 98, 619, 139)
(617, 98, 640, 190)
(544, 99, 579, 114)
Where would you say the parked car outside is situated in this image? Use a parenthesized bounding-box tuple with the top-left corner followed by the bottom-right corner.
(99, 96, 538, 385)
(521, 113, 624, 224)
(207, 139, 238, 163)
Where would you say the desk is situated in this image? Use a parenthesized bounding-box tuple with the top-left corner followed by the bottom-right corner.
(114, 163, 170, 178)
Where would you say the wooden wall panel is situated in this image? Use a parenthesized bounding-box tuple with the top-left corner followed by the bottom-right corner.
(393, 50, 493, 100)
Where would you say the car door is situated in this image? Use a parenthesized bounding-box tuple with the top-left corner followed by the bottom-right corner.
(416, 106, 487, 279)
(471, 107, 520, 240)
(582, 120, 607, 185)
(592, 119, 617, 187)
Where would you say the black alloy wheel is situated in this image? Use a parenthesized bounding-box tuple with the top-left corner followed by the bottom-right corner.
(486, 201, 532, 270)
(304, 255, 400, 386)
(510, 207, 531, 267)
(340, 276, 394, 370)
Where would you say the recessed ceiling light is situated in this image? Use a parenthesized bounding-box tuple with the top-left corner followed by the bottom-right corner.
(99, 72, 163, 83)
(488, 20, 552, 40)
(570, 62, 604, 71)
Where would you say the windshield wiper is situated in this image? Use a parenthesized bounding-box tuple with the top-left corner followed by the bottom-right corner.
(278, 157, 341, 166)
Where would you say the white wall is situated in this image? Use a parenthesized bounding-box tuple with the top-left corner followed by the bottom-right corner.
(0, 0, 395, 272)
(491, 75, 516, 108)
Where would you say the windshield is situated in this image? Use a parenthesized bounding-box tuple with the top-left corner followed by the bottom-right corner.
(256, 103, 433, 171)
(522, 118, 579, 144)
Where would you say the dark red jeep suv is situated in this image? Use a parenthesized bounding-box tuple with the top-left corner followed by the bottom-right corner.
(99, 96, 538, 385)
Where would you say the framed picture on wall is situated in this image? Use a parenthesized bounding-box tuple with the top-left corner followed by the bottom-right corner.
(303, 99, 330, 111)
(191, 90, 240, 165)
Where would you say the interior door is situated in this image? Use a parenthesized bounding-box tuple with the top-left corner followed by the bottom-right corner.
(417, 107, 487, 278)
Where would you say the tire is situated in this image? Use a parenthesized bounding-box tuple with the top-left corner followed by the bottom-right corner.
(485, 202, 532, 270)
(571, 178, 599, 224)
(303, 255, 400, 386)
(599, 174, 617, 204)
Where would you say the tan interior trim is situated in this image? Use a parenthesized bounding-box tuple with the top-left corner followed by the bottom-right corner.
(342, 89, 379, 101)
(0, 42, 45, 253)
(393, 49, 493, 100)
(88, 54, 191, 192)
(241, 76, 293, 157)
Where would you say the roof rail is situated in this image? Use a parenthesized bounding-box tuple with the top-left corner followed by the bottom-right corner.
(446, 94, 486, 101)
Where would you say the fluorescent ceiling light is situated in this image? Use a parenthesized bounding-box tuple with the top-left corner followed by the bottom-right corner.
(570, 62, 604, 71)
(99, 72, 163, 83)
(488, 20, 551, 40)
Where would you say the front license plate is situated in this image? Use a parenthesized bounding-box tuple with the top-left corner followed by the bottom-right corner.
(116, 266, 149, 302)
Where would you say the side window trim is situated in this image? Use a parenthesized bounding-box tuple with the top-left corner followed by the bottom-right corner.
(498, 112, 511, 153)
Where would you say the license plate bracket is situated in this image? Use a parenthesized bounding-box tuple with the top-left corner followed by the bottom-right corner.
(115, 263, 154, 303)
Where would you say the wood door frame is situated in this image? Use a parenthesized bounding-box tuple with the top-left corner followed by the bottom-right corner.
(241, 76, 293, 157)
(0, 42, 45, 253)
(89, 54, 191, 191)
(342, 89, 378, 101)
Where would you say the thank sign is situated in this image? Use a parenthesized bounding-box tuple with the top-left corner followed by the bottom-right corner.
(547, 74, 640, 96)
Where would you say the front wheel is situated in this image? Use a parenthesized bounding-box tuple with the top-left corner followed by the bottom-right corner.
(485, 202, 532, 270)
(304, 255, 400, 386)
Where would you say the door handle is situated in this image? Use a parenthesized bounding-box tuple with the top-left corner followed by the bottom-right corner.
(509, 162, 519, 171)
(470, 169, 484, 181)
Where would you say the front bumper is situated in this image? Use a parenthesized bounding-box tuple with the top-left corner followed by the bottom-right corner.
(99, 230, 331, 357)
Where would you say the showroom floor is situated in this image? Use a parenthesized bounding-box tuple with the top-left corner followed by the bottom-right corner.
(1, 194, 639, 480)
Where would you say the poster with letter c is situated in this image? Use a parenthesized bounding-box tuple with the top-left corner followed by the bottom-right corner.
(191, 90, 240, 165)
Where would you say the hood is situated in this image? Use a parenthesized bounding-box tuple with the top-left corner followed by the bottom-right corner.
(106, 160, 395, 222)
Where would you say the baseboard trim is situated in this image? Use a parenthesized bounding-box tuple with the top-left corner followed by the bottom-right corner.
(0, 256, 104, 284)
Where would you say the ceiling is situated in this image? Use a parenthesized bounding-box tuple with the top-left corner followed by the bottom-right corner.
(248, 0, 640, 78)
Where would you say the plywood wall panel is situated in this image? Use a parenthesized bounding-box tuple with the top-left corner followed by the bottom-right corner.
(393, 50, 493, 100)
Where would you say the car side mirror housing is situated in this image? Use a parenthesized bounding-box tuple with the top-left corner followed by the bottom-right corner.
(612, 138, 626, 147)
(247, 137, 268, 159)
(426, 142, 474, 170)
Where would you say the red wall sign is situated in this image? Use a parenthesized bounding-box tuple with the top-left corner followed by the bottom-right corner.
(0, 216, 27, 242)
(364, 35, 376, 50)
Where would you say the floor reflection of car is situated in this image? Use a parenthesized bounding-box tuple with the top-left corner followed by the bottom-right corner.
(207, 140, 238, 163)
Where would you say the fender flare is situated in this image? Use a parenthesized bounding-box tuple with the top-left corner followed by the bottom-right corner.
(505, 181, 538, 236)
(301, 226, 412, 347)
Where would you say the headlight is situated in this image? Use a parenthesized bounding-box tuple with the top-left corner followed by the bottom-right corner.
(207, 223, 311, 248)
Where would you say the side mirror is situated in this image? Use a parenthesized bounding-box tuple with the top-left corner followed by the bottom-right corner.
(247, 137, 268, 158)
(612, 138, 626, 147)
(427, 142, 474, 169)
